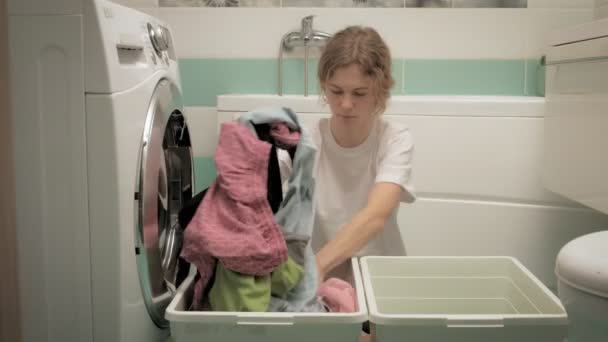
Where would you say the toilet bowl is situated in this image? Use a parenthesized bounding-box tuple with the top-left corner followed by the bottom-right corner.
(555, 230, 608, 342)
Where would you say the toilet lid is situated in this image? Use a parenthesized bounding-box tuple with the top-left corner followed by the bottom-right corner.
(556, 230, 608, 298)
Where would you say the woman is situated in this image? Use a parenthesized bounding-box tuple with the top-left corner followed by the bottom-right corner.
(311, 26, 416, 282)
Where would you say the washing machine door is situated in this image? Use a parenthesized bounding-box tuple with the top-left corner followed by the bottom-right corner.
(134, 78, 194, 328)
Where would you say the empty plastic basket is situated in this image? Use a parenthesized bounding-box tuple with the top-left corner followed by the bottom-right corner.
(166, 257, 367, 342)
(360, 256, 568, 342)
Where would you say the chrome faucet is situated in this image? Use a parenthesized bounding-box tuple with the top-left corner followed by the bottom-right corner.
(282, 15, 331, 50)
(278, 15, 331, 96)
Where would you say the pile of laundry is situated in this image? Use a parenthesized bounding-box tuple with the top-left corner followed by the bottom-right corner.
(177, 107, 357, 313)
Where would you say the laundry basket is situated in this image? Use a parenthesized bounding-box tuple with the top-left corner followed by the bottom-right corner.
(165, 257, 367, 342)
(360, 256, 568, 342)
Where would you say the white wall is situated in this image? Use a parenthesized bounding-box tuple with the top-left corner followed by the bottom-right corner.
(7, 0, 81, 14)
(596, 0, 608, 19)
(7, 0, 160, 15)
(111, 0, 159, 9)
(529, 0, 593, 8)
(159, 6, 593, 59)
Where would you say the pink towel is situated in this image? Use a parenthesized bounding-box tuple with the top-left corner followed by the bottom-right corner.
(270, 122, 301, 147)
(181, 122, 288, 309)
(318, 278, 358, 313)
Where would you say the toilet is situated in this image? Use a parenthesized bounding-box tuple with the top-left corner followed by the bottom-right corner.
(543, 17, 608, 342)
(555, 231, 608, 342)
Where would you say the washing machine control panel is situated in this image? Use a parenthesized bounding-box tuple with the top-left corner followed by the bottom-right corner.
(147, 23, 170, 55)
(86, 0, 180, 93)
(141, 20, 176, 69)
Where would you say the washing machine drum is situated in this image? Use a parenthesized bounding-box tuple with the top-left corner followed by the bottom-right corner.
(134, 78, 194, 328)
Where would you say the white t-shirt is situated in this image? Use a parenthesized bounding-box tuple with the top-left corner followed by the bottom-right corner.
(310, 117, 416, 257)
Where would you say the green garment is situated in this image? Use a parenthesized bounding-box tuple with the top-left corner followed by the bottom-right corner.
(209, 257, 304, 311)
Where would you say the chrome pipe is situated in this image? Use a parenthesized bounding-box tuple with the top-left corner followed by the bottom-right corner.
(304, 40, 308, 97)
(278, 43, 284, 96)
(278, 16, 332, 96)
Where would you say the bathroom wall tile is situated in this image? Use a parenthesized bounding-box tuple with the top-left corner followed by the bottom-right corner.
(179, 57, 407, 105)
(392, 60, 405, 95)
(406, 0, 527, 7)
(160, 8, 335, 58)
(179, 58, 277, 106)
(138, 7, 161, 16)
(160, 0, 221, 6)
(112, 0, 159, 8)
(178, 59, 539, 107)
(160, 7, 528, 59)
(160, 0, 279, 6)
(281, 0, 330, 7)
(194, 157, 217, 192)
(181, 107, 219, 188)
(179, 58, 323, 106)
(8, 0, 82, 14)
(596, 3, 608, 18)
(405, 0, 450, 7)
(239, 0, 280, 6)
(452, 0, 526, 8)
(183, 106, 219, 156)
(366, 0, 405, 7)
(160, 8, 293, 58)
(280, 58, 320, 95)
(524, 8, 593, 58)
(388, 9, 527, 59)
(524, 58, 544, 96)
(403, 59, 526, 95)
(282, 0, 403, 7)
(528, 0, 593, 8)
(282, 58, 402, 95)
(160, 8, 410, 58)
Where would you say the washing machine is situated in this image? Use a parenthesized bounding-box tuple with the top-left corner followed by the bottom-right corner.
(85, 1, 195, 341)
(9, 1, 193, 341)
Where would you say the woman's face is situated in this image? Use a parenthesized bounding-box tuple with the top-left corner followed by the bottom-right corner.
(323, 64, 378, 127)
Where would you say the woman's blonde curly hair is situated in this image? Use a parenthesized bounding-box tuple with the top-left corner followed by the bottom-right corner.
(318, 26, 394, 116)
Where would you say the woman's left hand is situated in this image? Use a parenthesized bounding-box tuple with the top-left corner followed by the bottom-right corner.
(316, 254, 327, 287)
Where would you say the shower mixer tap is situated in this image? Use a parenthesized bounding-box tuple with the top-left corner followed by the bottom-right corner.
(278, 15, 331, 96)
(282, 15, 331, 50)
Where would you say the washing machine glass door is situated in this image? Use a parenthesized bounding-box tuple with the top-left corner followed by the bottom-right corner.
(134, 78, 194, 328)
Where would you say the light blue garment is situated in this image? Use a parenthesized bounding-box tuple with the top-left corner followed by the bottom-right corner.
(237, 106, 302, 132)
(237, 106, 321, 312)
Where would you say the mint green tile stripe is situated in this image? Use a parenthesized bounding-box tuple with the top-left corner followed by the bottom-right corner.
(525, 59, 545, 97)
(193, 157, 216, 192)
(180, 58, 542, 106)
(403, 59, 526, 96)
(180, 59, 274, 107)
(180, 58, 404, 106)
(179, 58, 321, 107)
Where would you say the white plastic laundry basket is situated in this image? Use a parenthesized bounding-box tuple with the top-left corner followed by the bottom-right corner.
(360, 256, 568, 342)
(166, 257, 367, 342)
